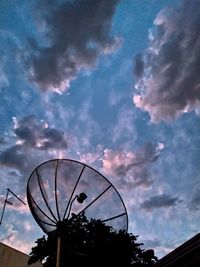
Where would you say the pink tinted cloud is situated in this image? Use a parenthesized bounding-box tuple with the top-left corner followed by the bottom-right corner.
(102, 143, 164, 188)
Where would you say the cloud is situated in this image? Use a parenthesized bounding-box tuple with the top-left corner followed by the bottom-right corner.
(13, 115, 67, 150)
(0, 230, 16, 243)
(1, 227, 31, 254)
(23, 221, 34, 232)
(133, 0, 200, 122)
(0, 115, 68, 172)
(102, 142, 164, 188)
(0, 145, 27, 171)
(140, 193, 179, 210)
(77, 149, 102, 165)
(22, 0, 121, 93)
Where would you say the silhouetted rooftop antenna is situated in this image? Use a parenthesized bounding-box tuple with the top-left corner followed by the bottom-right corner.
(0, 188, 26, 226)
(27, 159, 128, 267)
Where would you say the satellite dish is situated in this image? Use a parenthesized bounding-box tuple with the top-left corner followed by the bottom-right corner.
(27, 159, 128, 265)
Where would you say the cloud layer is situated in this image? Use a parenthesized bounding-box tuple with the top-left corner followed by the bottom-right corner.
(102, 142, 164, 188)
(0, 115, 68, 172)
(13, 115, 67, 150)
(133, 0, 200, 122)
(140, 193, 179, 210)
(23, 0, 121, 93)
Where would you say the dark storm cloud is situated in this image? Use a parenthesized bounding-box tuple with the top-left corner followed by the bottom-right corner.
(134, 0, 200, 122)
(23, 0, 121, 92)
(13, 115, 68, 150)
(0, 115, 68, 172)
(140, 194, 179, 210)
(0, 145, 27, 171)
(103, 143, 164, 187)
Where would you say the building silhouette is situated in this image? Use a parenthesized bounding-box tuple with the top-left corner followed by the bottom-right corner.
(154, 233, 200, 267)
(0, 242, 42, 267)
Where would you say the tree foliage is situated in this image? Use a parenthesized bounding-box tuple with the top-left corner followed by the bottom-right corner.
(28, 213, 157, 267)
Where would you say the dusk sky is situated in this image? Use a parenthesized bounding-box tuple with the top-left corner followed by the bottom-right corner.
(0, 0, 200, 259)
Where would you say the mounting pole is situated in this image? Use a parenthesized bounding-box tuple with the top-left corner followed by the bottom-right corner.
(0, 188, 26, 227)
(0, 189, 9, 226)
(56, 235, 61, 267)
(7, 188, 26, 206)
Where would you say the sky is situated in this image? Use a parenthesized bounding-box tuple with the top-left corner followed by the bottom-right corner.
(0, 0, 200, 259)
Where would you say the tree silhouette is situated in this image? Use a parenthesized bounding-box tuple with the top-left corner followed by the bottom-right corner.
(28, 213, 157, 267)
